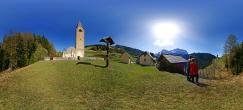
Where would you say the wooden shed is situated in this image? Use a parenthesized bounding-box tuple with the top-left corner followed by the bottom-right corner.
(156, 55, 188, 74)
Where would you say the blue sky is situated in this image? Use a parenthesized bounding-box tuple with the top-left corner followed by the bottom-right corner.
(0, 0, 243, 56)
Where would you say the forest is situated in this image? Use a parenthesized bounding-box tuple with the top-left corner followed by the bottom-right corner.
(223, 35, 243, 74)
(0, 32, 55, 72)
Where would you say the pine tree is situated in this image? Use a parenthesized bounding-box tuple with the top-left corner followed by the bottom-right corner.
(224, 34, 238, 70)
(0, 44, 9, 71)
(224, 34, 238, 54)
(16, 39, 28, 67)
(227, 41, 243, 74)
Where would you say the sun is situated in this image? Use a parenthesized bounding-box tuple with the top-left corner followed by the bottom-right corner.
(152, 22, 180, 39)
(152, 22, 181, 47)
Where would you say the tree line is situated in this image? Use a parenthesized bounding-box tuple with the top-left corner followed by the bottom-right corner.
(224, 34, 243, 75)
(0, 32, 56, 72)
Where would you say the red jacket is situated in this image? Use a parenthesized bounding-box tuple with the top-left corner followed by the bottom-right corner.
(190, 62, 198, 76)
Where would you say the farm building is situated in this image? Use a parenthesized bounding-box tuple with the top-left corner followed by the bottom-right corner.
(156, 55, 188, 74)
(138, 52, 156, 66)
(120, 52, 132, 64)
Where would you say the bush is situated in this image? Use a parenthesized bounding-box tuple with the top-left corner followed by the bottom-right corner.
(30, 44, 48, 63)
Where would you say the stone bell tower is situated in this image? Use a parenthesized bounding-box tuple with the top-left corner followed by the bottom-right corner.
(75, 21, 84, 58)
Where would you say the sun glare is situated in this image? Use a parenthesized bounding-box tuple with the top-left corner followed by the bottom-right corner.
(152, 22, 181, 47)
(153, 22, 180, 39)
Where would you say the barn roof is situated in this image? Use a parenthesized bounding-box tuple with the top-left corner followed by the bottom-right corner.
(163, 55, 188, 63)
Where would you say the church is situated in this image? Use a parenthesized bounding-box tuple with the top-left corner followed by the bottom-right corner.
(62, 21, 85, 60)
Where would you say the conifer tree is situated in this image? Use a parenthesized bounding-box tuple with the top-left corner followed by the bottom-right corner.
(224, 34, 238, 70)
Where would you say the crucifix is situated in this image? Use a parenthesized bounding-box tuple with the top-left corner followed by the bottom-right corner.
(100, 36, 115, 67)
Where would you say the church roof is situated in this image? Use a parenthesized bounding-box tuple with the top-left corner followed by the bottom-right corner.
(64, 47, 76, 53)
(77, 21, 83, 28)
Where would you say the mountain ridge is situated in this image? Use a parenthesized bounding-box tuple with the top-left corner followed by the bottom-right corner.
(156, 48, 189, 59)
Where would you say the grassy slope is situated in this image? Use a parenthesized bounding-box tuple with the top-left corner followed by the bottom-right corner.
(199, 58, 232, 79)
(0, 60, 243, 109)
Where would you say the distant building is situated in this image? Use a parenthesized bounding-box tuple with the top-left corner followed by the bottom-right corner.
(63, 21, 85, 60)
(156, 55, 188, 74)
(138, 51, 156, 66)
(120, 52, 132, 64)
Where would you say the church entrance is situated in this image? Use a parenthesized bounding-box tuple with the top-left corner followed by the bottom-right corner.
(77, 56, 80, 60)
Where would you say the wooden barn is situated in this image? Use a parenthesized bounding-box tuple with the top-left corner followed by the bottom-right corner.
(120, 52, 132, 64)
(156, 55, 188, 74)
(137, 51, 156, 66)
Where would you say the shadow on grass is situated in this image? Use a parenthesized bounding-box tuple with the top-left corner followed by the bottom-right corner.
(196, 82, 209, 87)
(76, 62, 91, 65)
(76, 61, 106, 68)
(93, 64, 106, 68)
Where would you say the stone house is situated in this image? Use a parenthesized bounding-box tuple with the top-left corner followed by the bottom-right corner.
(120, 52, 132, 64)
(138, 52, 156, 66)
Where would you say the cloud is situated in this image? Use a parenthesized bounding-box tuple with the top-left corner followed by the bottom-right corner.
(153, 39, 174, 47)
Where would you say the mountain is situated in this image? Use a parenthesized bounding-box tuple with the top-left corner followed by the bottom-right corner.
(190, 53, 216, 69)
(157, 49, 171, 55)
(114, 45, 144, 57)
(156, 48, 189, 59)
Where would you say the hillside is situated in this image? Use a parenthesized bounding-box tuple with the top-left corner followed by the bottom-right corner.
(85, 45, 122, 62)
(0, 60, 243, 109)
(199, 58, 232, 79)
(114, 45, 144, 57)
(86, 44, 143, 57)
(190, 53, 216, 69)
(85, 44, 138, 61)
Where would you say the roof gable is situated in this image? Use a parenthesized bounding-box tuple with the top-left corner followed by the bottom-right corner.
(64, 47, 76, 53)
(139, 51, 156, 62)
(121, 52, 131, 58)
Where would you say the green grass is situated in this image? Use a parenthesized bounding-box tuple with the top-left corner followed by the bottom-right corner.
(85, 49, 122, 62)
(0, 60, 243, 109)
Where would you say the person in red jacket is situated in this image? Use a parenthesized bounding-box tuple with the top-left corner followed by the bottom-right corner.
(190, 58, 199, 83)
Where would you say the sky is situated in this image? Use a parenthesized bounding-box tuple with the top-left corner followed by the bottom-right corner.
(0, 0, 243, 56)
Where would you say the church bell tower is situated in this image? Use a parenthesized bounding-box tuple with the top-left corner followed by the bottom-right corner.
(75, 21, 84, 58)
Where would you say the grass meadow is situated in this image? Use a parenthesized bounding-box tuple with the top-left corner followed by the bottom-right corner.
(0, 60, 243, 109)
